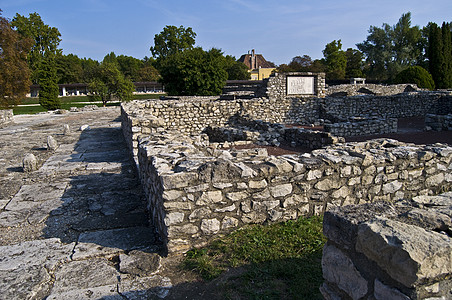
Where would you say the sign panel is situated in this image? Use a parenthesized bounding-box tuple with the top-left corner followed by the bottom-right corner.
(287, 76, 315, 95)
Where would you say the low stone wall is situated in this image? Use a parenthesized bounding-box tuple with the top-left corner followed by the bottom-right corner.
(321, 194, 452, 299)
(321, 92, 452, 121)
(204, 117, 342, 149)
(324, 117, 397, 137)
(137, 131, 452, 253)
(425, 113, 452, 131)
(326, 83, 420, 96)
(0, 109, 13, 126)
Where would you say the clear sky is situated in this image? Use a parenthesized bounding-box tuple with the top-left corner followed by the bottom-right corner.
(1, 0, 451, 65)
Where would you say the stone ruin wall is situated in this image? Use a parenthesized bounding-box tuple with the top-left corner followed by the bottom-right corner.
(326, 83, 421, 96)
(321, 194, 452, 299)
(0, 109, 13, 126)
(425, 113, 452, 131)
(134, 130, 452, 254)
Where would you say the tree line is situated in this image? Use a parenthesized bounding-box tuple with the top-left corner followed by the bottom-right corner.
(1, 11, 451, 109)
(278, 12, 452, 90)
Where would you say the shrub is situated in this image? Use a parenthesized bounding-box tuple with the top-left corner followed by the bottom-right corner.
(394, 66, 435, 90)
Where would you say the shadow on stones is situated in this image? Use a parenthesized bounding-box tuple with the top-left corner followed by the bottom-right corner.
(6, 167, 23, 173)
(42, 126, 161, 254)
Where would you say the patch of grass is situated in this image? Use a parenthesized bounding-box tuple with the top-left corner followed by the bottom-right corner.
(183, 216, 326, 299)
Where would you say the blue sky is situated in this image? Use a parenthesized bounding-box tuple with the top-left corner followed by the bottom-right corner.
(1, 0, 451, 65)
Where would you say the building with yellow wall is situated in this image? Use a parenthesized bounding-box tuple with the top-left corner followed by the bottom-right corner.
(238, 49, 276, 80)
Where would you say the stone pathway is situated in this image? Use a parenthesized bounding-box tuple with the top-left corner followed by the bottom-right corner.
(0, 107, 171, 299)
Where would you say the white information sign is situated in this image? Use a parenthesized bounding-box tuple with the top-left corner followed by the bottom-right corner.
(287, 76, 315, 95)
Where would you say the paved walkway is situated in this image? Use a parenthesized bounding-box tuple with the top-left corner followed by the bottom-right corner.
(0, 108, 170, 299)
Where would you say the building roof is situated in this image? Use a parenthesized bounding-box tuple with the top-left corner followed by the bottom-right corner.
(238, 50, 275, 69)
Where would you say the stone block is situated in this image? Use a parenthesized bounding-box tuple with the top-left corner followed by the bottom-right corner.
(322, 244, 368, 300)
(356, 218, 452, 287)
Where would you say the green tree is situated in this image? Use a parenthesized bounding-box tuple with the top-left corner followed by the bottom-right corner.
(38, 52, 60, 110)
(88, 62, 134, 106)
(55, 53, 83, 84)
(323, 40, 346, 80)
(0, 10, 33, 108)
(357, 12, 422, 81)
(345, 48, 365, 78)
(393, 66, 435, 90)
(80, 58, 100, 82)
(223, 55, 250, 80)
(150, 25, 196, 60)
(440, 22, 452, 88)
(11, 12, 61, 83)
(159, 47, 228, 95)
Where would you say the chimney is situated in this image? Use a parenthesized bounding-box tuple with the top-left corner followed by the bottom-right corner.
(251, 49, 256, 69)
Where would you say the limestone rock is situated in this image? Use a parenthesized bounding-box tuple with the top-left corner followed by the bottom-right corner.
(119, 250, 161, 276)
(22, 153, 38, 172)
(47, 135, 58, 151)
(322, 244, 368, 300)
(63, 124, 70, 135)
(356, 217, 452, 287)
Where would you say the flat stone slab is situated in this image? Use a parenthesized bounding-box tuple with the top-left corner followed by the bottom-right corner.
(73, 227, 157, 260)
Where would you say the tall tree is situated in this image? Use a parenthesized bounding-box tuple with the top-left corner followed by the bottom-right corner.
(440, 22, 452, 88)
(158, 47, 228, 95)
(55, 53, 83, 84)
(357, 12, 422, 81)
(11, 12, 61, 83)
(345, 48, 365, 78)
(323, 40, 346, 80)
(88, 62, 135, 106)
(0, 10, 33, 108)
(150, 25, 196, 60)
(38, 51, 60, 109)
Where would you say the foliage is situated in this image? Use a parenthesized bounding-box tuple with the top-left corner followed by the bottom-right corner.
(38, 52, 61, 110)
(150, 25, 196, 60)
(88, 61, 135, 106)
(323, 40, 347, 80)
(278, 55, 326, 73)
(394, 66, 435, 90)
(0, 10, 33, 108)
(183, 216, 326, 299)
(55, 53, 83, 84)
(345, 48, 365, 78)
(11, 12, 61, 83)
(357, 12, 422, 81)
(428, 22, 452, 89)
(223, 55, 250, 80)
(158, 47, 228, 95)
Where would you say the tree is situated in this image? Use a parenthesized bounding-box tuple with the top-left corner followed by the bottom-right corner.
(323, 40, 346, 80)
(223, 55, 250, 80)
(11, 12, 61, 83)
(38, 52, 60, 110)
(357, 12, 422, 81)
(158, 47, 228, 95)
(55, 53, 83, 84)
(394, 66, 435, 90)
(427, 22, 452, 89)
(137, 59, 160, 82)
(345, 48, 365, 78)
(88, 62, 135, 106)
(0, 10, 33, 108)
(150, 25, 196, 60)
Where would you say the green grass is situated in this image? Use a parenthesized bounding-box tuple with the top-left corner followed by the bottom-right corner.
(12, 93, 165, 115)
(183, 216, 326, 299)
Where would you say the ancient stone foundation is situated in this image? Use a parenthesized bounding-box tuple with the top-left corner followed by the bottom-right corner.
(321, 194, 452, 299)
(425, 113, 452, 131)
(135, 129, 452, 253)
(0, 109, 13, 126)
(324, 117, 397, 137)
